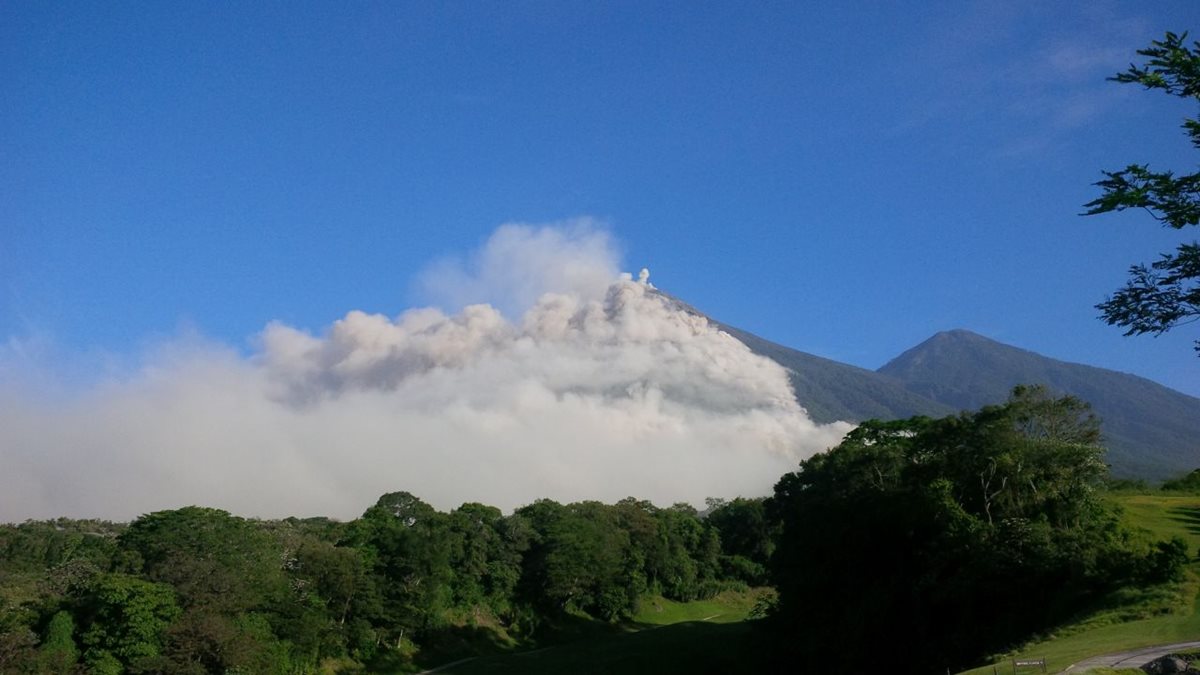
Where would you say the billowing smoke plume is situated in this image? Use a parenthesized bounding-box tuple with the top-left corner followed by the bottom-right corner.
(0, 223, 851, 521)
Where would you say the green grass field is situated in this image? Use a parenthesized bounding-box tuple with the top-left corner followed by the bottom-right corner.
(961, 494, 1200, 674)
(629, 588, 767, 626)
(420, 589, 770, 675)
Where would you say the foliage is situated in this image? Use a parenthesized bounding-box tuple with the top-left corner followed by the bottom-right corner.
(1146, 537, 1192, 583)
(117, 506, 285, 612)
(1106, 476, 1151, 492)
(37, 610, 78, 674)
(1162, 468, 1200, 492)
(348, 491, 459, 643)
(765, 386, 1186, 674)
(0, 627, 38, 674)
(515, 500, 640, 621)
(1084, 31, 1200, 354)
(0, 521, 122, 673)
(958, 492, 1200, 675)
(76, 572, 180, 671)
(705, 498, 774, 585)
(0, 519, 121, 579)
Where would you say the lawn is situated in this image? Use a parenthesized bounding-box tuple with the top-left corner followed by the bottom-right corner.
(631, 588, 767, 626)
(1118, 494, 1200, 550)
(422, 589, 771, 675)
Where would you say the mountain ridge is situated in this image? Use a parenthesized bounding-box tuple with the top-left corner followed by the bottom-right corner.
(662, 290, 1199, 481)
(878, 328, 1200, 479)
(650, 289, 955, 424)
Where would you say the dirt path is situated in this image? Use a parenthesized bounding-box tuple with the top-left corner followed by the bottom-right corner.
(1062, 641, 1200, 672)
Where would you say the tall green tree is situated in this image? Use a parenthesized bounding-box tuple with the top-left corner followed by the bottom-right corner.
(655, 505, 708, 599)
(705, 497, 775, 585)
(76, 573, 180, 672)
(515, 500, 641, 621)
(117, 507, 285, 613)
(444, 502, 525, 613)
(116, 508, 312, 672)
(767, 387, 1175, 674)
(1085, 31, 1200, 354)
(37, 610, 78, 674)
(347, 492, 455, 643)
(1161, 467, 1200, 492)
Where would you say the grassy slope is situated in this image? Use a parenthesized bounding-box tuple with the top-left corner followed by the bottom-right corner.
(428, 589, 768, 675)
(630, 590, 763, 626)
(961, 493, 1200, 674)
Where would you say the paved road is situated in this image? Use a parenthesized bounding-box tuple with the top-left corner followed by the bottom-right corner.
(1063, 641, 1200, 672)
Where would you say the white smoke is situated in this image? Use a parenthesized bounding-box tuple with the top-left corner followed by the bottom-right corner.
(0, 223, 851, 522)
(414, 220, 620, 317)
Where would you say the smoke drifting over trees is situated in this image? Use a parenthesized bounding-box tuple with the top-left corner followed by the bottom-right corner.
(0, 223, 851, 521)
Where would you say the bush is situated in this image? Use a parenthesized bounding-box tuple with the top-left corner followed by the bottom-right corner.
(1146, 537, 1192, 583)
(719, 555, 767, 586)
(1161, 469, 1200, 493)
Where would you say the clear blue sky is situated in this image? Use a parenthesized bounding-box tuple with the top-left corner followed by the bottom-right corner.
(3, 1, 1199, 397)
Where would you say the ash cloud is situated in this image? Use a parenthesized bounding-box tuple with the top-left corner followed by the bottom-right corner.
(414, 220, 620, 317)
(0, 222, 851, 522)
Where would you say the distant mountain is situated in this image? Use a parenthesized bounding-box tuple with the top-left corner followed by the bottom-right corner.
(654, 291, 954, 424)
(878, 329, 1200, 480)
(716, 324, 955, 425)
(665, 290, 1199, 481)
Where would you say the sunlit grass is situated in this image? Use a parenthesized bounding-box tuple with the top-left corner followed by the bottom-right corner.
(960, 494, 1200, 674)
(632, 588, 770, 626)
(427, 589, 770, 674)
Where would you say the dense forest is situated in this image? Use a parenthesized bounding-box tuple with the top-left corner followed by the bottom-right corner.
(0, 387, 1192, 674)
(0, 490, 770, 673)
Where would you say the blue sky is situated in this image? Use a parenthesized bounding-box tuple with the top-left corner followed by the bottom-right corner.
(3, 0, 1199, 397)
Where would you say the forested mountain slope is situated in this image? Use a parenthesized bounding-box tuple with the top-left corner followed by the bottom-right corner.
(878, 329, 1200, 479)
(718, 324, 955, 425)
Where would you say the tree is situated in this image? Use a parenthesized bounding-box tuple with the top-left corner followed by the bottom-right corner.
(38, 610, 79, 674)
(1085, 31, 1200, 354)
(514, 500, 644, 622)
(705, 497, 775, 585)
(76, 573, 180, 671)
(1161, 467, 1200, 492)
(347, 492, 455, 642)
(0, 628, 38, 674)
(444, 502, 524, 613)
(118, 507, 286, 613)
(766, 387, 1172, 674)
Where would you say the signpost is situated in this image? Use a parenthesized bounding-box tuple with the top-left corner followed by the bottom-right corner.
(1013, 658, 1047, 674)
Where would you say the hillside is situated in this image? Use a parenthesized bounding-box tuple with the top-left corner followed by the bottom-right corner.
(662, 292, 1198, 481)
(960, 492, 1200, 675)
(879, 329, 1200, 479)
(717, 324, 955, 425)
(654, 291, 954, 425)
